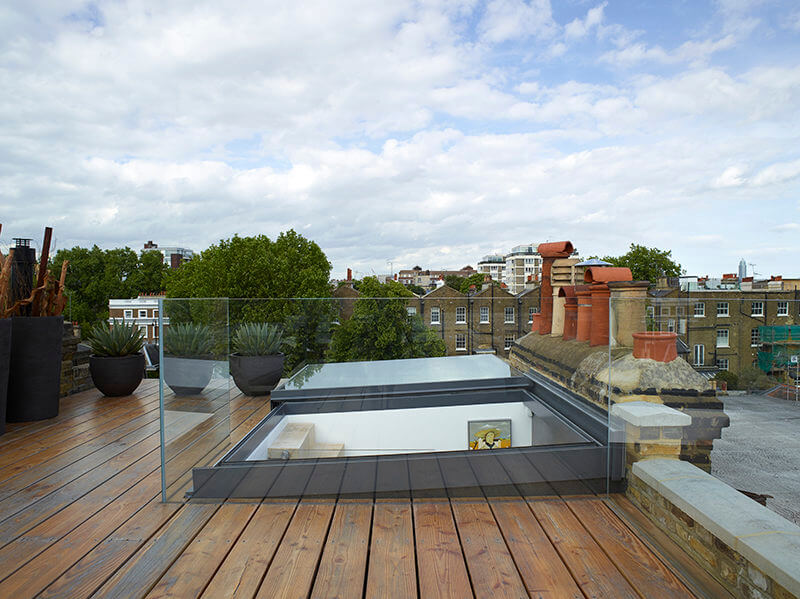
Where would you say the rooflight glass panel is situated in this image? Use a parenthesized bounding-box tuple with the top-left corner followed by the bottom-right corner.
(281, 354, 512, 391)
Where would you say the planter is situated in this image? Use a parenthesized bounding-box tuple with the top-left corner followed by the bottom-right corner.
(632, 332, 678, 363)
(0, 319, 10, 434)
(163, 356, 214, 396)
(89, 354, 145, 397)
(230, 353, 284, 396)
(6, 316, 63, 422)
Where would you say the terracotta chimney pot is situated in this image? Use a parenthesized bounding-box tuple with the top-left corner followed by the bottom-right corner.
(575, 285, 592, 342)
(583, 267, 633, 284)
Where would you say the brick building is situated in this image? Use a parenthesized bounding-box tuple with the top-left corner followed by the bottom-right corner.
(650, 281, 800, 378)
(108, 294, 165, 344)
(335, 280, 540, 356)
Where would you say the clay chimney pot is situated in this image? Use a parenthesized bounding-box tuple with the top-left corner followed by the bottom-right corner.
(537, 241, 574, 258)
(584, 266, 633, 284)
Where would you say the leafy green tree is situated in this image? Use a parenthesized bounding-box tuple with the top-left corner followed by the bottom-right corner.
(738, 366, 777, 392)
(601, 244, 682, 285)
(165, 230, 333, 368)
(459, 272, 497, 294)
(443, 274, 465, 290)
(50, 245, 165, 335)
(127, 250, 169, 295)
(406, 283, 426, 295)
(327, 277, 446, 362)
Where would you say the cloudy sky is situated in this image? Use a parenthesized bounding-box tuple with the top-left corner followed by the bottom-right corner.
(2, 0, 799, 280)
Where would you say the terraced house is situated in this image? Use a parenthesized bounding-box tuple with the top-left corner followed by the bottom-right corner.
(650, 277, 800, 379)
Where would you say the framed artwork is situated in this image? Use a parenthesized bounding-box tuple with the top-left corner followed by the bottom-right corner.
(468, 419, 511, 450)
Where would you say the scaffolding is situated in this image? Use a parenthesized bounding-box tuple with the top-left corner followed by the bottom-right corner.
(758, 326, 800, 376)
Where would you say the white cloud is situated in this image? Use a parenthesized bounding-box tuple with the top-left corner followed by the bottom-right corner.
(565, 2, 607, 40)
(478, 0, 556, 44)
(0, 0, 798, 279)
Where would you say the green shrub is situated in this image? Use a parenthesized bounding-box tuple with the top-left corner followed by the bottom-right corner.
(232, 323, 285, 356)
(87, 322, 144, 357)
(712, 369, 739, 390)
(164, 323, 213, 358)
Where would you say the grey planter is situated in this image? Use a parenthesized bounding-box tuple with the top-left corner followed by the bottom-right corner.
(163, 356, 214, 396)
(230, 353, 284, 396)
(0, 319, 11, 434)
(6, 316, 63, 422)
(89, 354, 145, 397)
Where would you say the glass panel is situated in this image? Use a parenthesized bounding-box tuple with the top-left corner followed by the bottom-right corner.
(609, 294, 800, 526)
(281, 354, 512, 391)
(159, 298, 230, 502)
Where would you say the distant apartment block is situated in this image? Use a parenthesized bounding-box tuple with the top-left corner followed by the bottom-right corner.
(477, 254, 504, 284)
(397, 265, 476, 289)
(503, 244, 543, 295)
(108, 294, 166, 344)
(143, 241, 194, 269)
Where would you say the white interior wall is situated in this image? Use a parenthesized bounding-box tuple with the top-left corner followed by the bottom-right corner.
(247, 402, 533, 459)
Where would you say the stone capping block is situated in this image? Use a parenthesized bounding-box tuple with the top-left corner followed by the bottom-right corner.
(632, 458, 800, 596)
(611, 401, 692, 428)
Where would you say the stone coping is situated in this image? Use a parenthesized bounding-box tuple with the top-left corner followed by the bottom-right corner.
(611, 401, 692, 427)
(632, 458, 800, 596)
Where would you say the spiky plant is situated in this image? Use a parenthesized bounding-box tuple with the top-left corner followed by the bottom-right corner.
(232, 322, 285, 356)
(164, 323, 214, 358)
(87, 322, 145, 357)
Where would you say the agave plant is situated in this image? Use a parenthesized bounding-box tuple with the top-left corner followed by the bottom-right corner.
(87, 322, 145, 357)
(232, 322, 286, 356)
(164, 323, 214, 358)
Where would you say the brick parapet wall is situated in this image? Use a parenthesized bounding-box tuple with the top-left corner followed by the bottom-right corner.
(627, 474, 797, 599)
(60, 323, 92, 397)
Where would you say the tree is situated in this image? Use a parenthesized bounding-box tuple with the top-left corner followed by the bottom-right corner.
(601, 244, 682, 285)
(738, 366, 777, 392)
(458, 272, 497, 294)
(49, 245, 166, 335)
(165, 230, 333, 368)
(327, 277, 446, 362)
(443, 274, 464, 290)
(407, 283, 426, 296)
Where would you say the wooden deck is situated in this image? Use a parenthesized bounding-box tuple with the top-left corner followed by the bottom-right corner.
(0, 380, 712, 598)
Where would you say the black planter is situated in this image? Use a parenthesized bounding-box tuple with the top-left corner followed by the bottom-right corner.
(230, 353, 284, 396)
(89, 354, 145, 397)
(0, 319, 11, 434)
(163, 356, 214, 396)
(6, 316, 63, 422)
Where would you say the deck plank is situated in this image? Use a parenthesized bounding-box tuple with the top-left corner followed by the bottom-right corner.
(90, 502, 218, 599)
(0, 469, 162, 599)
(0, 386, 157, 448)
(413, 501, 472, 599)
(488, 499, 583, 599)
(0, 390, 159, 466)
(366, 501, 417, 599)
(38, 497, 182, 599)
(0, 402, 161, 501)
(254, 500, 335, 599)
(144, 503, 257, 599)
(568, 498, 695, 599)
(528, 498, 640, 599)
(451, 499, 529, 599)
(0, 395, 160, 485)
(0, 433, 159, 545)
(200, 500, 297, 599)
(0, 379, 706, 599)
(311, 501, 372, 599)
